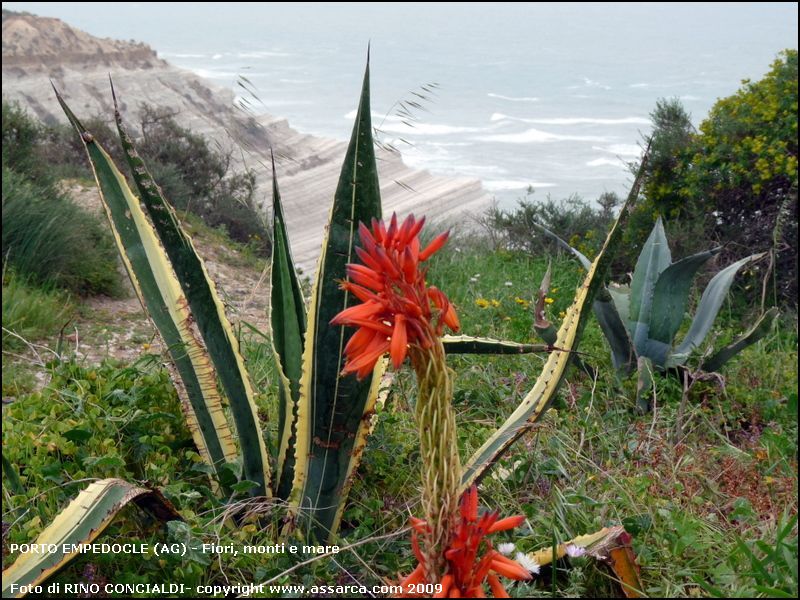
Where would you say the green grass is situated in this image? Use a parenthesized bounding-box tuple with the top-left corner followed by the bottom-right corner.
(2, 270, 73, 352)
(1, 236, 796, 597)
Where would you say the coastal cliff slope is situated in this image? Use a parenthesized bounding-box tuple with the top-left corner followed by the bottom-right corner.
(2, 11, 491, 272)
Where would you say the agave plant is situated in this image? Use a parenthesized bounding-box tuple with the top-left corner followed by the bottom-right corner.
(533, 218, 779, 411)
(4, 60, 651, 597)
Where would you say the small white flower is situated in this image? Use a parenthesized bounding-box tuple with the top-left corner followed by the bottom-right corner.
(455, 247, 462, 253)
(565, 544, 587, 558)
(504, 281, 513, 287)
(515, 552, 540, 575)
(473, 273, 481, 278)
(497, 542, 516, 556)
(469, 277, 478, 283)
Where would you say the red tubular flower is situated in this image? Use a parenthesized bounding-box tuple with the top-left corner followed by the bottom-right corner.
(399, 486, 531, 597)
(330, 213, 460, 379)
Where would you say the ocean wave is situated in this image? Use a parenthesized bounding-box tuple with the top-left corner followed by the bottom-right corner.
(424, 141, 474, 147)
(190, 68, 241, 79)
(381, 122, 483, 135)
(161, 52, 208, 59)
(477, 128, 608, 143)
(483, 180, 555, 191)
(487, 93, 539, 102)
(581, 77, 612, 90)
(592, 143, 642, 157)
(586, 157, 625, 167)
(490, 113, 650, 126)
(237, 50, 292, 58)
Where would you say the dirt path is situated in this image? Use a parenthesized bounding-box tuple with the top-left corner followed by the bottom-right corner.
(39, 181, 273, 367)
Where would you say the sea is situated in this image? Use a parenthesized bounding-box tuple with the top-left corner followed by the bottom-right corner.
(6, 2, 798, 206)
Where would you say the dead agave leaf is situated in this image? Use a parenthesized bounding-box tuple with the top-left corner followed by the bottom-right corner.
(527, 526, 644, 598)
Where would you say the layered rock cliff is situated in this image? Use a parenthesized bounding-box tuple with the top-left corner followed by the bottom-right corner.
(2, 11, 491, 271)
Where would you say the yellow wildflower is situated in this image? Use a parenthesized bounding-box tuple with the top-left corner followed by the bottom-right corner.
(550, 288, 558, 293)
(514, 297, 529, 308)
(475, 298, 490, 308)
(544, 297, 554, 304)
(558, 310, 566, 319)
(490, 299, 501, 307)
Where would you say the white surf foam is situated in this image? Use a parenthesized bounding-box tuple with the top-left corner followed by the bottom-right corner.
(483, 180, 556, 191)
(592, 143, 642, 157)
(586, 158, 625, 167)
(490, 113, 650, 126)
(477, 128, 608, 143)
(488, 93, 539, 102)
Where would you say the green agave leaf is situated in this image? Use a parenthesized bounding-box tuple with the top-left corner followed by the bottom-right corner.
(289, 61, 385, 542)
(442, 335, 549, 354)
(2, 454, 24, 498)
(1, 479, 180, 598)
(630, 218, 672, 354)
(700, 308, 779, 372)
(648, 248, 721, 346)
(672, 252, 767, 360)
(640, 337, 672, 368)
(268, 154, 307, 499)
(608, 284, 631, 324)
(594, 287, 636, 374)
(55, 89, 237, 491)
(110, 86, 270, 498)
(461, 149, 650, 489)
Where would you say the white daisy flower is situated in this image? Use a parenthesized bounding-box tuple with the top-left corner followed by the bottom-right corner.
(497, 542, 516, 556)
(514, 552, 540, 575)
(469, 277, 478, 283)
(565, 544, 587, 558)
(504, 281, 513, 286)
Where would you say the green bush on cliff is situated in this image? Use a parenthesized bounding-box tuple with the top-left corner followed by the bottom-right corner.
(634, 50, 798, 305)
(2, 101, 121, 297)
(41, 103, 271, 255)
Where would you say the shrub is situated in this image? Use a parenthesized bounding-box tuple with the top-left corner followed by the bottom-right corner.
(1, 100, 43, 179)
(634, 50, 798, 306)
(484, 191, 618, 259)
(3, 98, 270, 256)
(134, 104, 269, 254)
(1, 166, 121, 296)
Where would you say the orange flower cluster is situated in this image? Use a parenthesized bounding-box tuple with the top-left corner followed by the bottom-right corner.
(400, 486, 531, 598)
(330, 213, 460, 379)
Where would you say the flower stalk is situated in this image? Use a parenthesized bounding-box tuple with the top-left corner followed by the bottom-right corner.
(409, 340, 461, 581)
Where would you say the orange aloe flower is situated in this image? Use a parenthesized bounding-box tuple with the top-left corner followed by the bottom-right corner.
(399, 485, 532, 598)
(330, 212, 460, 379)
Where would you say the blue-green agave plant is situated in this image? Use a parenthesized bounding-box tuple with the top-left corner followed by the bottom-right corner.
(534, 218, 778, 411)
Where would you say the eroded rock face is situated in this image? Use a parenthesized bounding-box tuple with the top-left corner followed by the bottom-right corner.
(2, 10, 490, 272)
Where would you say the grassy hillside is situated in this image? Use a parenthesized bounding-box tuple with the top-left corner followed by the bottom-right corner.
(2, 234, 796, 597)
